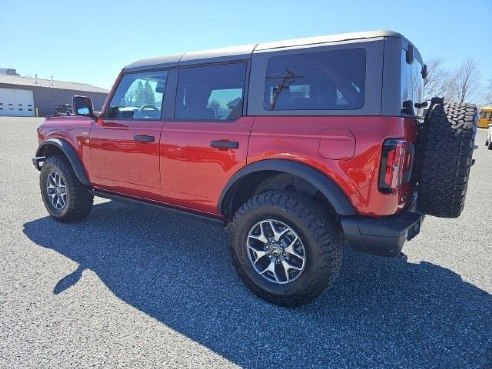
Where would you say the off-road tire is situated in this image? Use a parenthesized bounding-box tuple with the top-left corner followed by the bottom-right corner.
(418, 100, 477, 218)
(228, 191, 342, 307)
(488, 140, 492, 150)
(40, 155, 93, 222)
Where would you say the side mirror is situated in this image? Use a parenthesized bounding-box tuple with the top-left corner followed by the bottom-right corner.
(406, 44, 414, 64)
(73, 95, 94, 117)
(421, 64, 428, 79)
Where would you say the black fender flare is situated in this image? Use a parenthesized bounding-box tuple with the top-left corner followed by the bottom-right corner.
(218, 159, 355, 216)
(35, 138, 90, 186)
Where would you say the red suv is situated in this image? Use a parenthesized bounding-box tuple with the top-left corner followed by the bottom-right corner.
(32, 31, 477, 306)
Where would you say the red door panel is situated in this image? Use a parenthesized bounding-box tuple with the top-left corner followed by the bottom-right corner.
(89, 118, 164, 200)
(160, 117, 254, 214)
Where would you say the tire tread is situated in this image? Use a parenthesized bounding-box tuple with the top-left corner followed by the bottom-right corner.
(418, 102, 477, 218)
(40, 155, 93, 222)
(228, 191, 342, 307)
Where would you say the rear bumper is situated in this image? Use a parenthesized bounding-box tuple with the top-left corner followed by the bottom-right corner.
(341, 201, 424, 257)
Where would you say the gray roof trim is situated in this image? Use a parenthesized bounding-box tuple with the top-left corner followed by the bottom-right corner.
(124, 53, 184, 71)
(125, 44, 256, 71)
(255, 30, 403, 51)
(123, 30, 406, 71)
(179, 44, 256, 66)
(0, 74, 108, 93)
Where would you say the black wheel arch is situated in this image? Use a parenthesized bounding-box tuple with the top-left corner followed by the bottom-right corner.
(218, 159, 355, 219)
(35, 138, 90, 186)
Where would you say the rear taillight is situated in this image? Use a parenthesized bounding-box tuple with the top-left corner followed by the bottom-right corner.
(378, 139, 412, 193)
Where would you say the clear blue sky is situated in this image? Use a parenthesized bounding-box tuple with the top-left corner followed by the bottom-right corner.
(1, 0, 491, 93)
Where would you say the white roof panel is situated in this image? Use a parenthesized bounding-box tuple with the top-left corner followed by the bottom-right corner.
(124, 30, 404, 70)
(0, 74, 108, 93)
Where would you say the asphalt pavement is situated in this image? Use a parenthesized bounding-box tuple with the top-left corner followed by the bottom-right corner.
(0, 117, 490, 368)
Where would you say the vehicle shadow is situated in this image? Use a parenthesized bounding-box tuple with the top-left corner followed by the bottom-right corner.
(23, 201, 491, 368)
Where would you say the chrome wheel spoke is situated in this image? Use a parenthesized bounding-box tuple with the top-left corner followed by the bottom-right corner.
(284, 236, 304, 260)
(282, 258, 303, 272)
(259, 261, 280, 283)
(280, 258, 304, 283)
(46, 171, 68, 210)
(261, 221, 274, 240)
(48, 174, 57, 188)
(280, 260, 291, 282)
(248, 221, 269, 244)
(262, 221, 274, 236)
(254, 220, 290, 243)
(248, 232, 268, 245)
(59, 194, 66, 208)
(261, 220, 288, 241)
(268, 220, 290, 242)
(248, 246, 269, 263)
(56, 174, 64, 188)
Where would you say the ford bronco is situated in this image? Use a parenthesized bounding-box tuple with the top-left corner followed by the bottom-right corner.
(32, 31, 477, 306)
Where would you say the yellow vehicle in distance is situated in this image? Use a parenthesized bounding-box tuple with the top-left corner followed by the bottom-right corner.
(478, 106, 492, 128)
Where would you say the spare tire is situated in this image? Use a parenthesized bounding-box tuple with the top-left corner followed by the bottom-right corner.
(417, 99, 477, 218)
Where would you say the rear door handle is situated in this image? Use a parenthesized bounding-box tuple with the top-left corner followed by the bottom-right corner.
(133, 135, 155, 143)
(210, 140, 239, 149)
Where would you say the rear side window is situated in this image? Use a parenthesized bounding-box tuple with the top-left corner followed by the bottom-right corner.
(175, 63, 247, 121)
(107, 71, 168, 120)
(401, 49, 424, 116)
(264, 48, 366, 111)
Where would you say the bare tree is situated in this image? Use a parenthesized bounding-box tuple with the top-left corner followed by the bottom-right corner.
(452, 58, 481, 104)
(423, 57, 482, 104)
(423, 57, 451, 100)
(483, 78, 492, 106)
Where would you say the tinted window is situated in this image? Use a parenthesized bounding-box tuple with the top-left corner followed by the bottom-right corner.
(175, 63, 247, 121)
(264, 48, 365, 111)
(107, 71, 168, 120)
(401, 49, 424, 116)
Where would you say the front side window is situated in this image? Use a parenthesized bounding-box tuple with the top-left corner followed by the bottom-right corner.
(175, 63, 247, 121)
(264, 48, 366, 111)
(107, 71, 168, 120)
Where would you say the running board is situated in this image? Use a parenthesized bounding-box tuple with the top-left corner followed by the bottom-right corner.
(91, 190, 224, 227)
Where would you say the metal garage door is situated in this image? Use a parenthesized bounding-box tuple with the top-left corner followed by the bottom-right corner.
(0, 88, 34, 117)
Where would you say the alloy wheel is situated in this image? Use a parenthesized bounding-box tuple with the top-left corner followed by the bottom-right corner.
(247, 219, 306, 284)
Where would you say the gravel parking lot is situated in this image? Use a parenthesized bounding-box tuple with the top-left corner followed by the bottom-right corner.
(0, 117, 490, 368)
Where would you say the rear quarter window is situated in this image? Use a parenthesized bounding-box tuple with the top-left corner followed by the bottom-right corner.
(264, 48, 366, 111)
